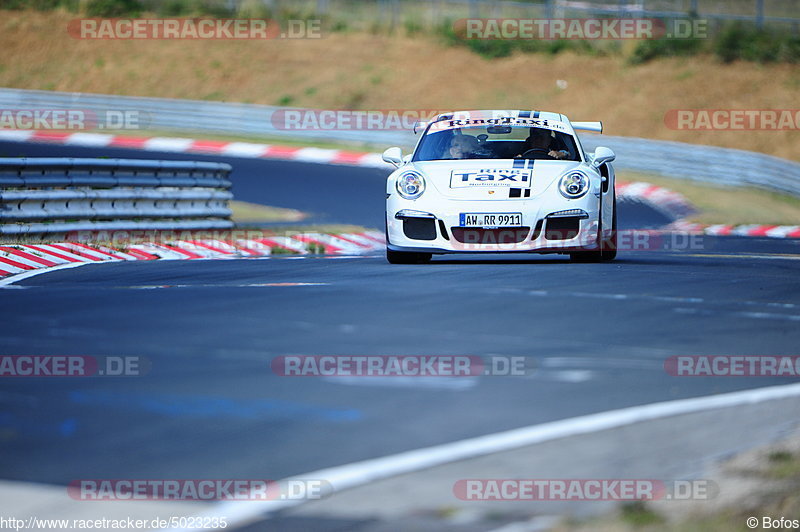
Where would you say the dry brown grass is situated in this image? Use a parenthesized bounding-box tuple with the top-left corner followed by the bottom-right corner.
(551, 433, 800, 532)
(2, 10, 800, 160)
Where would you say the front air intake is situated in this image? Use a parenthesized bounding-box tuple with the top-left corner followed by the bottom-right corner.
(545, 217, 581, 240)
(451, 227, 530, 244)
(403, 218, 437, 241)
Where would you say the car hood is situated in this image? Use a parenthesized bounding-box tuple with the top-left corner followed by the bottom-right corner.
(409, 159, 585, 200)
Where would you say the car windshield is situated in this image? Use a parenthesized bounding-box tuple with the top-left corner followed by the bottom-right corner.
(413, 125, 581, 162)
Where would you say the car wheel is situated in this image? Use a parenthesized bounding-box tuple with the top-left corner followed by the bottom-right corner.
(386, 249, 432, 264)
(570, 195, 617, 263)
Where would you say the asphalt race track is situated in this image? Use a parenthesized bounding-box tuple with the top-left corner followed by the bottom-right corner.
(0, 140, 799, 521)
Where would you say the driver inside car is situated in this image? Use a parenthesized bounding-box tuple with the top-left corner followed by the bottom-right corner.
(518, 127, 569, 160)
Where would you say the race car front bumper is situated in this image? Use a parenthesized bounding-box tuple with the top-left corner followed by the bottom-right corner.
(386, 195, 602, 254)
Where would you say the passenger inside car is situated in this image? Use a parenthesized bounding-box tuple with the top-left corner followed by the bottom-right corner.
(447, 134, 481, 159)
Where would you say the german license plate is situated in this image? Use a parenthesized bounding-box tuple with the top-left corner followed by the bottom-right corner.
(459, 213, 522, 227)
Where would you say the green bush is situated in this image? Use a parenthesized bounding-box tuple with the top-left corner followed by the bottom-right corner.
(273, 4, 323, 23)
(435, 18, 460, 47)
(619, 501, 665, 526)
(0, 0, 65, 10)
(330, 19, 348, 33)
(85, 0, 142, 17)
(714, 22, 746, 62)
(148, 0, 233, 17)
(626, 22, 798, 65)
(437, 14, 796, 64)
(515, 39, 545, 54)
(150, 0, 185, 16)
(437, 17, 523, 58)
(714, 22, 800, 63)
(437, 18, 604, 60)
(778, 38, 800, 63)
(466, 39, 515, 59)
(404, 17, 423, 36)
(629, 36, 704, 64)
(236, 0, 271, 19)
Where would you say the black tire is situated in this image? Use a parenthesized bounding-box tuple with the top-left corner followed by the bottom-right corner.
(386, 249, 432, 264)
(570, 196, 617, 263)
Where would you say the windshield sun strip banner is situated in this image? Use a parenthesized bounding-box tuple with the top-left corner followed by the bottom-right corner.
(428, 115, 570, 133)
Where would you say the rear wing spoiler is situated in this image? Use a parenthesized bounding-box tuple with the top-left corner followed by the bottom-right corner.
(571, 121, 603, 133)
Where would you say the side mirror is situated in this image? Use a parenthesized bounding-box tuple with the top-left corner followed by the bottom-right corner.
(382, 147, 403, 167)
(591, 146, 615, 168)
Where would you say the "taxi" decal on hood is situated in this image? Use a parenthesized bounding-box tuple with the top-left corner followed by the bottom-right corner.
(450, 168, 533, 188)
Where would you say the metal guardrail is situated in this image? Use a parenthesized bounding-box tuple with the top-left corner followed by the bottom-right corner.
(0, 88, 798, 197)
(579, 134, 800, 197)
(0, 158, 233, 235)
(361, 0, 800, 30)
(0, 88, 410, 147)
(191, 0, 800, 31)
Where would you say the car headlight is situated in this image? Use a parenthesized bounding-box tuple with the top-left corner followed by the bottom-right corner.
(558, 171, 590, 199)
(396, 171, 426, 199)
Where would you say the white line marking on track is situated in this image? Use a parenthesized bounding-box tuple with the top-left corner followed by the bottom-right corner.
(528, 289, 799, 314)
(127, 283, 330, 289)
(540, 369, 595, 383)
(542, 357, 664, 371)
(488, 515, 561, 532)
(321, 376, 478, 390)
(158, 382, 800, 531)
(684, 253, 800, 261)
(673, 307, 800, 321)
(739, 311, 800, 322)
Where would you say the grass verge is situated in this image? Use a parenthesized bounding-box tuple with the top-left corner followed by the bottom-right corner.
(618, 171, 800, 226)
(553, 442, 800, 532)
(229, 200, 306, 223)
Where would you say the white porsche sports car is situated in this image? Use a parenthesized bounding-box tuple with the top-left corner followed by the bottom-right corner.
(383, 110, 618, 264)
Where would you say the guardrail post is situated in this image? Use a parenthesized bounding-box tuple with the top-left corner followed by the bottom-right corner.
(755, 0, 764, 28)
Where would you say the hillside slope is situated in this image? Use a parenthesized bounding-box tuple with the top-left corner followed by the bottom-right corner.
(2, 10, 799, 160)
